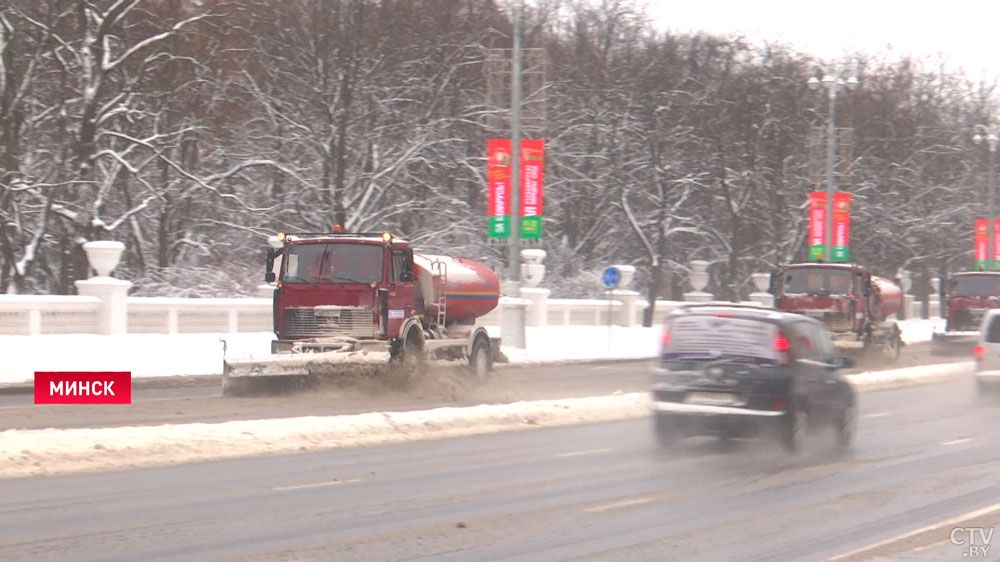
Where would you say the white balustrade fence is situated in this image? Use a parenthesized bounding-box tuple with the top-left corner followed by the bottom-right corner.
(0, 293, 932, 336)
(0, 295, 273, 336)
(0, 296, 101, 336)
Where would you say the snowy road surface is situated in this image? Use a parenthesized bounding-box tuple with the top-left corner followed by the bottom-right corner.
(1, 375, 998, 562)
(0, 360, 974, 479)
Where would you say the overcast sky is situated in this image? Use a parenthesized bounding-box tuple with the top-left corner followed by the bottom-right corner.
(645, 1, 1000, 81)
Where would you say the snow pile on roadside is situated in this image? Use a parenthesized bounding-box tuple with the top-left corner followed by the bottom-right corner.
(0, 317, 949, 385)
(488, 325, 660, 364)
(0, 393, 650, 480)
(0, 326, 660, 385)
(0, 332, 275, 385)
(847, 361, 974, 391)
(898, 318, 946, 345)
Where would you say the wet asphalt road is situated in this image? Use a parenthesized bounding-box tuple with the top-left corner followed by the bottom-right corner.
(2, 371, 999, 561)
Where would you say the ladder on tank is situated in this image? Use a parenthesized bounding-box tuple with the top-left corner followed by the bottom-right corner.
(430, 259, 448, 326)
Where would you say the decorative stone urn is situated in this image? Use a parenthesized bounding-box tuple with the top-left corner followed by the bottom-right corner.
(689, 260, 709, 292)
(749, 272, 774, 307)
(684, 260, 713, 302)
(520, 249, 546, 288)
(75, 240, 132, 335)
(83, 241, 126, 277)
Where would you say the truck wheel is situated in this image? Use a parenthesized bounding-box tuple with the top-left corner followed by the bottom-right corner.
(389, 331, 424, 386)
(469, 336, 492, 379)
(883, 334, 901, 361)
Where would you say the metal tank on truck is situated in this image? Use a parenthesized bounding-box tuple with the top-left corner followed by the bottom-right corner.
(222, 229, 506, 395)
(931, 270, 1000, 355)
(768, 262, 904, 361)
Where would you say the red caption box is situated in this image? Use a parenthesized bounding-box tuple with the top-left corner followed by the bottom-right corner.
(34, 372, 132, 404)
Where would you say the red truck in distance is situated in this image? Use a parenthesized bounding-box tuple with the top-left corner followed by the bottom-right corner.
(931, 271, 1000, 355)
(222, 230, 504, 395)
(768, 262, 903, 361)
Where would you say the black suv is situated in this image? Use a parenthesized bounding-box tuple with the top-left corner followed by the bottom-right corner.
(650, 303, 856, 452)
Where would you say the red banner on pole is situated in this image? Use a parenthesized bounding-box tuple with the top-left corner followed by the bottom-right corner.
(487, 139, 512, 238)
(808, 192, 826, 260)
(993, 220, 1000, 266)
(832, 192, 850, 262)
(520, 139, 544, 239)
(975, 219, 988, 268)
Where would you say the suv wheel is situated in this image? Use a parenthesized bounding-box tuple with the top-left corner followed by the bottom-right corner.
(782, 407, 808, 453)
(836, 403, 856, 448)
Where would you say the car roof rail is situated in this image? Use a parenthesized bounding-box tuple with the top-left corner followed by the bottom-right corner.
(677, 301, 772, 310)
(669, 301, 787, 320)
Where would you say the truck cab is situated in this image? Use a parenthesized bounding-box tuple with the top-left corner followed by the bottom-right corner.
(265, 231, 417, 353)
(769, 262, 902, 358)
(770, 263, 869, 336)
(932, 271, 1000, 355)
(942, 272, 1000, 332)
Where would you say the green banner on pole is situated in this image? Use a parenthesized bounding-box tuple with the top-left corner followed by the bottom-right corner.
(521, 216, 542, 239)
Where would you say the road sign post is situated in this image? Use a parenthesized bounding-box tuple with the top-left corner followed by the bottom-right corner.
(602, 267, 621, 351)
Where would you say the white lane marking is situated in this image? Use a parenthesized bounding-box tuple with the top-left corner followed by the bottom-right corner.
(583, 497, 653, 513)
(863, 412, 889, 418)
(273, 478, 362, 491)
(556, 448, 614, 458)
(825, 500, 1000, 560)
(942, 438, 974, 446)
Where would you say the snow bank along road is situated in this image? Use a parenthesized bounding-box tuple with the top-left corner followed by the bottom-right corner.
(0, 360, 973, 480)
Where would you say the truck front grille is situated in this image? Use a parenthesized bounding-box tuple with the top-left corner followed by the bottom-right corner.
(949, 310, 984, 331)
(283, 306, 376, 339)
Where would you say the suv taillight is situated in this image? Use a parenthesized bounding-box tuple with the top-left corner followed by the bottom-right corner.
(773, 334, 791, 366)
(660, 331, 671, 346)
(974, 345, 986, 362)
(773, 335, 790, 351)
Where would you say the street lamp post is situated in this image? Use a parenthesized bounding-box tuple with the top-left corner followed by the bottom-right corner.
(808, 66, 858, 262)
(508, 0, 523, 290)
(973, 128, 998, 271)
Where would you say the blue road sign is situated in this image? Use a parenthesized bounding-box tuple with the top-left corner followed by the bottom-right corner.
(602, 267, 620, 288)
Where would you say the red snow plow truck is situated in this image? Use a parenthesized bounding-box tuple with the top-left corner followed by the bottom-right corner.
(768, 262, 903, 361)
(222, 230, 505, 395)
(931, 271, 1000, 355)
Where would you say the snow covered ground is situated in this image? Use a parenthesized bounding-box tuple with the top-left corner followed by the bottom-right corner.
(0, 360, 974, 479)
(0, 318, 946, 385)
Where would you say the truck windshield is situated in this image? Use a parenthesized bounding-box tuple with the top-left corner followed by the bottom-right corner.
(783, 267, 852, 295)
(950, 275, 1000, 297)
(282, 243, 383, 284)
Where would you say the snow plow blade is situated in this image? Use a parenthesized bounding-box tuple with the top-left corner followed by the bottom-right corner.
(224, 350, 391, 378)
(930, 331, 978, 356)
(222, 351, 392, 396)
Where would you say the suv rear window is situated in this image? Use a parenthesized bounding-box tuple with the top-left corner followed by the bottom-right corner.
(664, 314, 781, 363)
